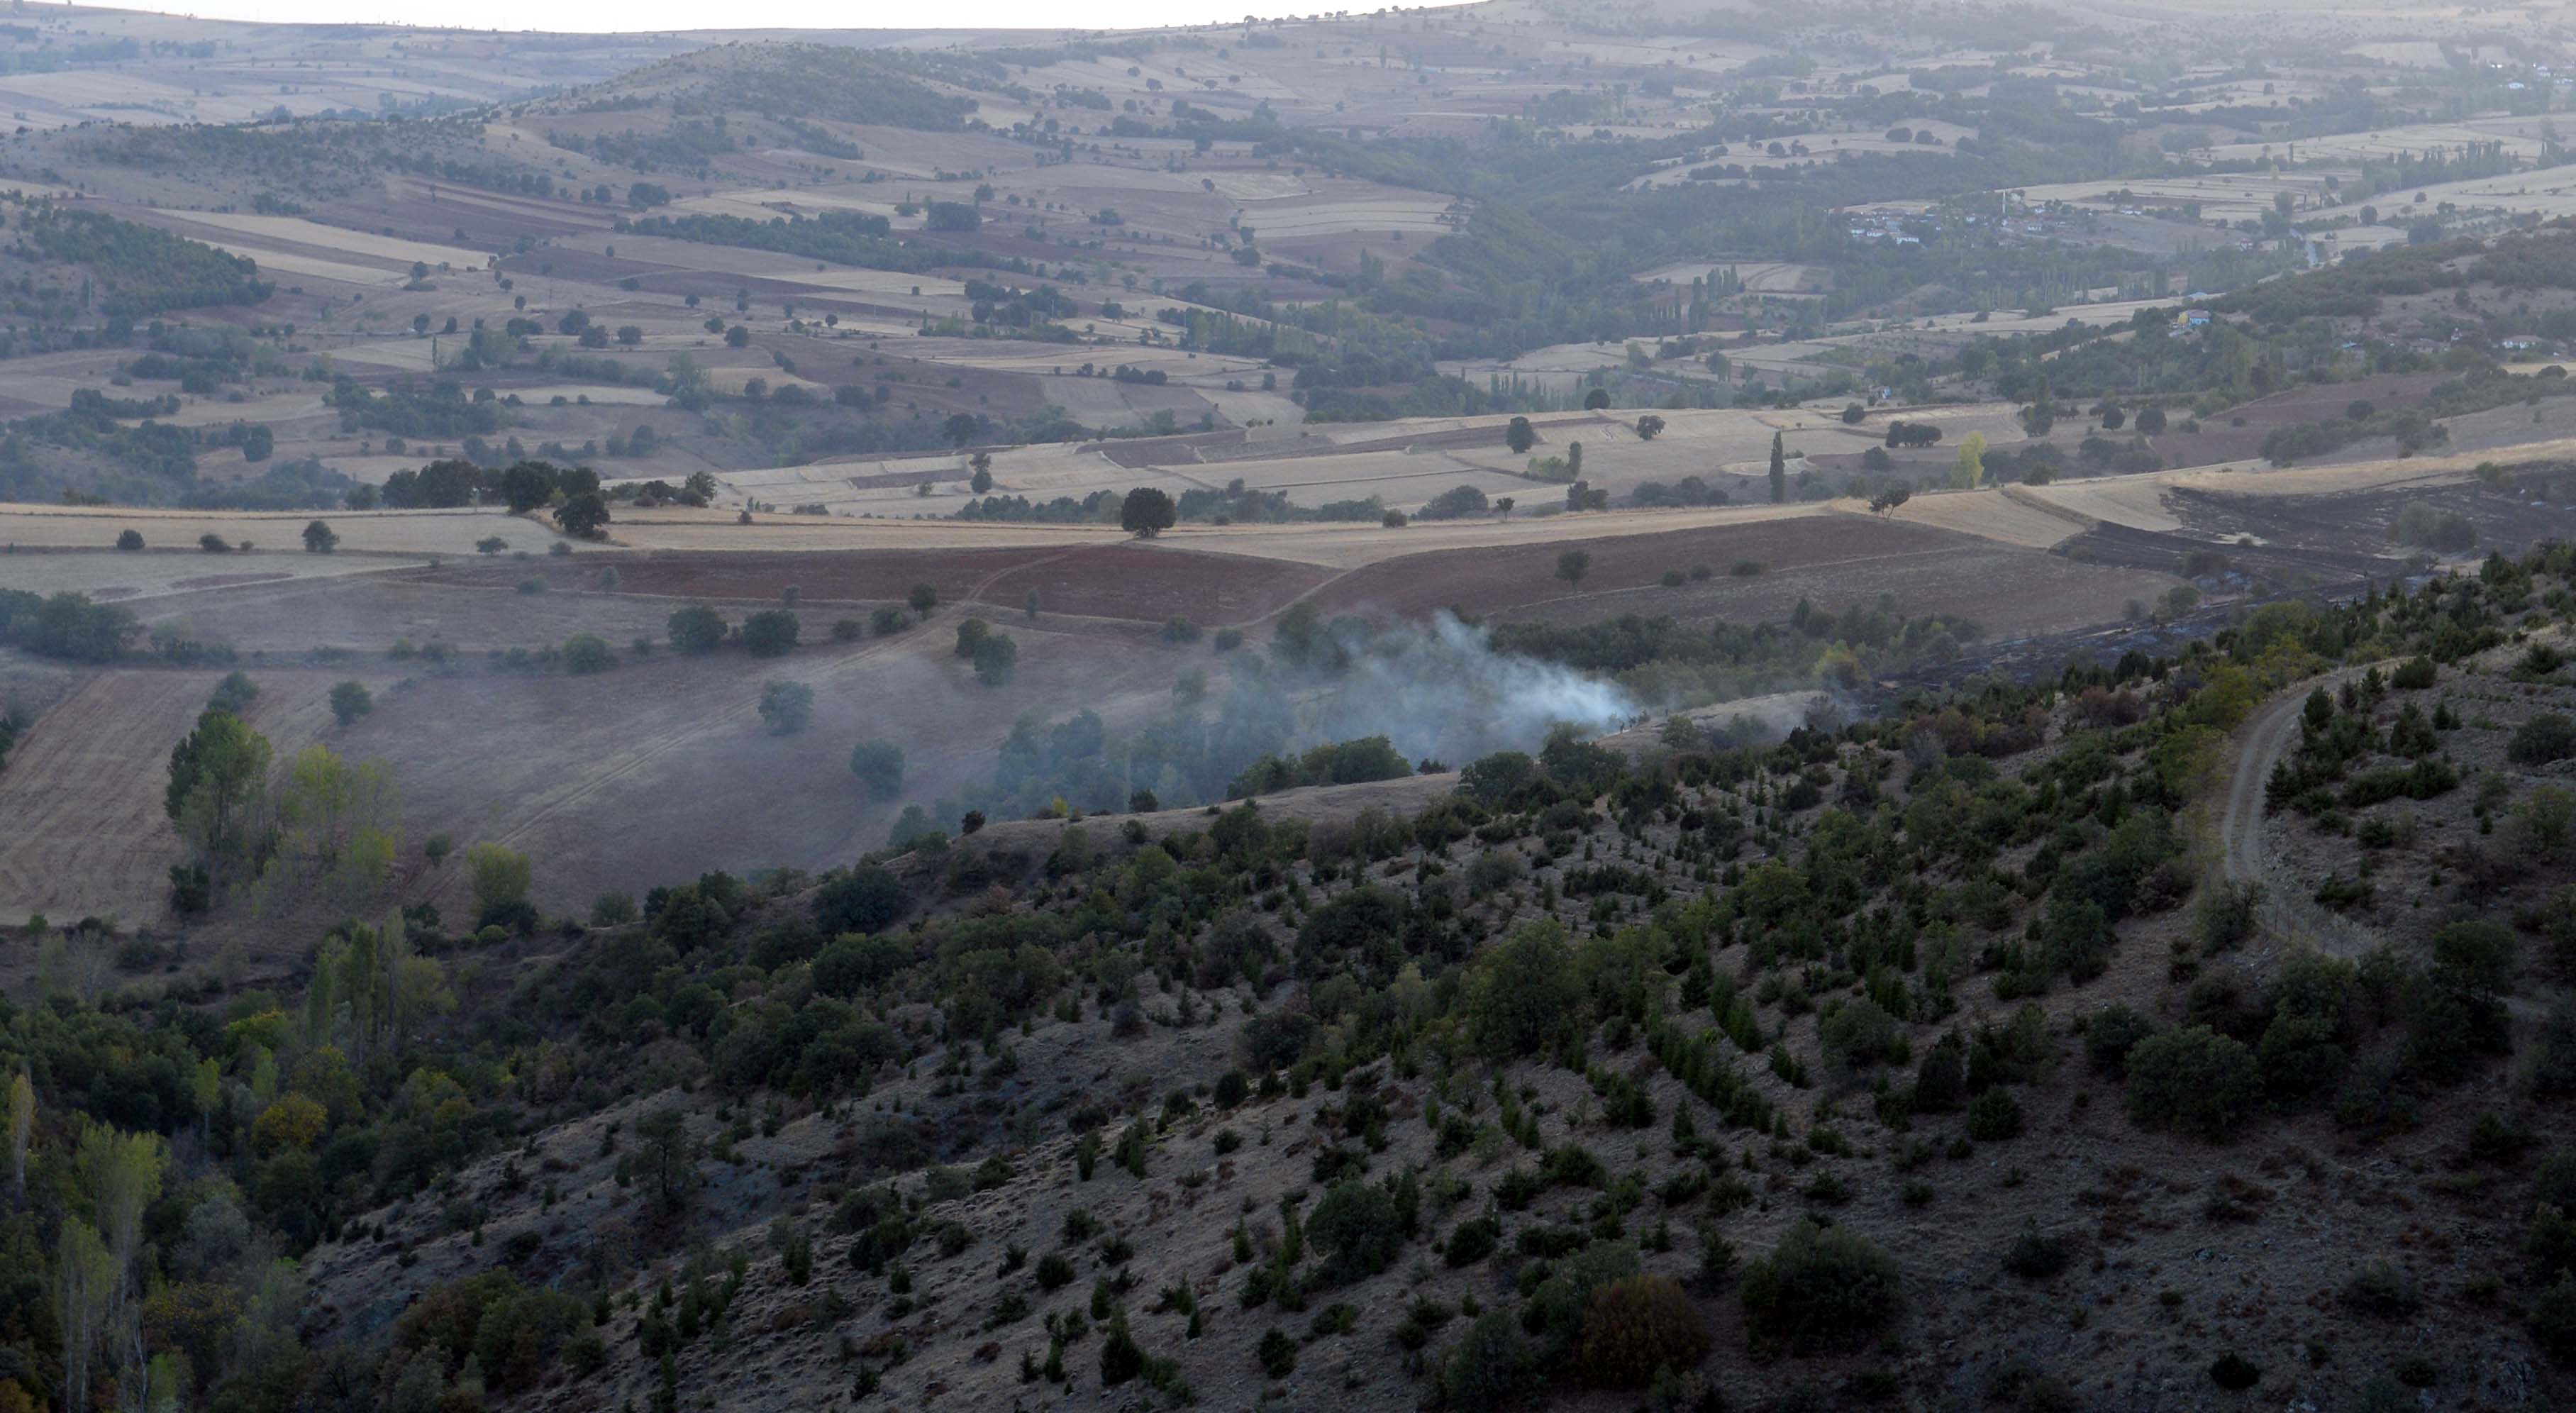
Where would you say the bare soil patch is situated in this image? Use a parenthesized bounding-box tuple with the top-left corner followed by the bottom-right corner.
(360, 623, 1211, 916)
(1310, 514, 2182, 639)
(413, 542, 1330, 626)
(2144, 371, 2451, 469)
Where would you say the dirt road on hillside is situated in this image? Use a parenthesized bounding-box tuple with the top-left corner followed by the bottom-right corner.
(2219, 666, 2386, 958)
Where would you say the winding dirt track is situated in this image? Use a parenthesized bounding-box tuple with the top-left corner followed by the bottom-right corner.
(2218, 666, 2385, 958)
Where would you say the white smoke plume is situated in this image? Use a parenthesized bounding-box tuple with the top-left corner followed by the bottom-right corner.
(1307, 611, 1640, 765)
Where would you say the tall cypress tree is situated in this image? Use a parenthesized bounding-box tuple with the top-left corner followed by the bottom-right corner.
(1768, 432, 1787, 503)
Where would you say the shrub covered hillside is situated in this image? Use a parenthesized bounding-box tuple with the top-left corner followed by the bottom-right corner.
(16, 553, 2576, 1412)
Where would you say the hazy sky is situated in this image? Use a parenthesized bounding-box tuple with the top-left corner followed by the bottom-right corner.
(136, 0, 1325, 32)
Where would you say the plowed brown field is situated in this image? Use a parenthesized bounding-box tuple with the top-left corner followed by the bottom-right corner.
(411, 543, 1331, 626)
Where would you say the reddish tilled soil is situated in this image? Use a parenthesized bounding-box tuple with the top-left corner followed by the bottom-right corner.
(1090, 431, 1247, 468)
(412, 542, 1329, 626)
(2133, 371, 2450, 468)
(1308, 514, 2180, 639)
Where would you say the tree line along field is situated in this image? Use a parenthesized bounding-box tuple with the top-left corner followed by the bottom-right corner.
(410, 541, 1335, 626)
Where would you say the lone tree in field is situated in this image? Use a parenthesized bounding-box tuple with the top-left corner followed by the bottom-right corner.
(848, 740, 905, 797)
(1768, 432, 1788, 504)
(1634, 414, 1665, 440)
(740, 609, 800, 658)
(633, 1108, 699, 1214)
(969, 451, 994, 494)
(328, 681, 372, 730)
(667, 605, 727, 654)
(301, 520, 338, 554)
(465, 842, 531, 925)
(758, 680, 814, 735)
(555, 492, 611, 539)
(1121, 487, 1177, 538)
(561, 634, 614, 674)
(1494, 496, 1516, 519)
(972, 632, 1019, 687)
(1505, 416, 1536, 453)
(907, 582, 940, 614)
(1556, 549, 1592, 589)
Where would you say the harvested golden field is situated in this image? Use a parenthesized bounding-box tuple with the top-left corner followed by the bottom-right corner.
(158, 211, 489, 271)
(603, 507, 1121, 554)
(601, 499, 1836, 569)
(1234, 192, 1456, 240)
(1871, 484, 2092, 549)
(0, 548, 421, 601)
(1172, 502, 1835, 568)
(2019, 475, 2189, 533)
(2005, 443, 2564, 536)
(0, 504, 586, 556)
(2199, 118, 2553, 167)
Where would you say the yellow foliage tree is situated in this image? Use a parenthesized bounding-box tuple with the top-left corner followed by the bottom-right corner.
(1950, 432, 1987, 490)
(250, 1094, 328, 1156)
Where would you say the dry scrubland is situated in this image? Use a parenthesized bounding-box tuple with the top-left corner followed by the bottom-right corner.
(276, 609, 2576, 1413)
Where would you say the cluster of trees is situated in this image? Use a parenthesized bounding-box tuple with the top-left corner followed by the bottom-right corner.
(495, 460, 611, 538)
(666, 604, 801, 659)
(0, 386, 199, 501)
(0, 892, 495, 1413)
(952, 616, 1021, 686)
(1225, 736, 1416, 798)
(16, 206, 272, 316)
(1629, 476, 1727, 509)
(165, 674, 402, 909)
(325, 378, 504, 441)
(0, 589, 140, 663)
(2261, 400, 2448, 465)
(377, 459, 488, 510)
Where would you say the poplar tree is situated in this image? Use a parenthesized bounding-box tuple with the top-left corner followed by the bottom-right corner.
(6, 1072, 29, 1204)
(55, 1218, 112, 1413)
